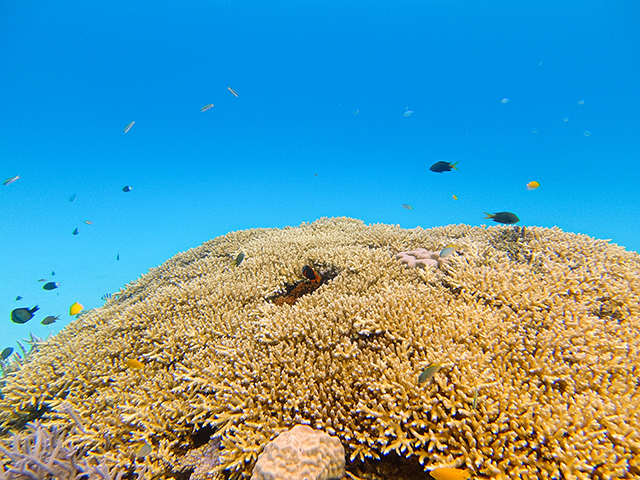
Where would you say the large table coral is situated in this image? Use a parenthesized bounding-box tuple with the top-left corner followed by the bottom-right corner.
(1, 217, 639, 479)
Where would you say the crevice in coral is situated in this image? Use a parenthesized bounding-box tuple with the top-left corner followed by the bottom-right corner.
(347, 453, 432, 480)
(268, 267, 339, 306)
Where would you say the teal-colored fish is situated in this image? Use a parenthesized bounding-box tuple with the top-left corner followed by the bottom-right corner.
(0, 347, 13, 361)
(43, 282, 60, 291)
(483, 212, 519, 224)
(11, 306, 39, 324)
(41, 315, 59, 325)
(233, 252, 245, 267)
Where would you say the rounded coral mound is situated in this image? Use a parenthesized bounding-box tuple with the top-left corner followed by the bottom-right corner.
(1, 217, 639, 479)
(251, 424, 344, 480)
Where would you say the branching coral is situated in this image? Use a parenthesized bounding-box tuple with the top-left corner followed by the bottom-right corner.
(0, 218, 638, 480)
(0, 421, 123, 480)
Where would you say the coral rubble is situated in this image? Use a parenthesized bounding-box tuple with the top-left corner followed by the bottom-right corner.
(0, 218, 639, 479)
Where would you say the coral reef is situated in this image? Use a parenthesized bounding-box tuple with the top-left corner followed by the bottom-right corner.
(0, 420, 123, 480)
(250, 424, 344, 480)
(0, 217, 638, 480)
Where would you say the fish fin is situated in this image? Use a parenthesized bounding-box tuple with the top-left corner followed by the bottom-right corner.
(483, 213, 494, 219)
(450, 162, 459, 170)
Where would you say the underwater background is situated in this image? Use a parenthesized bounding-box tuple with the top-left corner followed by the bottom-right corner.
(1, 1, 639, 350)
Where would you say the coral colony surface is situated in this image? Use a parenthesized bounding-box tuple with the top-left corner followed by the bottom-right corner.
(0, 217, 639, 479)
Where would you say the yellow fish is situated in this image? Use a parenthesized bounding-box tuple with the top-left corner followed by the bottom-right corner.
(452, 194, 458, 200)
(69, 302, 84, 315)
(418, 363, 441, 383)
(526, 181, 540, 191)
(430, 467, 471, 480)
(124, 358, 144, 369)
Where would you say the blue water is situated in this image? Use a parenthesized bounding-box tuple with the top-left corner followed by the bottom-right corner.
(1, 1, 638, 351)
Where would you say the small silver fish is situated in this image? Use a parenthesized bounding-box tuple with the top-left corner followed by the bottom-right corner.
(200, 104, 214, 112)
(228, 87, 239, 97)
(3, 175, 20, 186)
(136, 442, 152, 458)
(124, 121, 135, 133)
(439, 246, 456, 258)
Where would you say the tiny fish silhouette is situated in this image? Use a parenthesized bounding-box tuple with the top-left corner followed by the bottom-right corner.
(484, 211, 520, 224)
(430, 161, 458, 173)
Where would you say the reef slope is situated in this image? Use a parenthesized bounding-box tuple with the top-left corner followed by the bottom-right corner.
(1, 217, 638, 479)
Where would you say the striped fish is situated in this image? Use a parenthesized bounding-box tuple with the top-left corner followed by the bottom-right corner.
(101, 293, 113, 301)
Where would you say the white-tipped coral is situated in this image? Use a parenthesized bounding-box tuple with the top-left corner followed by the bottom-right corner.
(251, 425, 345, 480)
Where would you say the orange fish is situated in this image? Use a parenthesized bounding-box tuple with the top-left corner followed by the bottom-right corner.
(302, 265, 321, 283)
(430, 467, 471, 480)
(124, 358, 144, 369)
(85, 220, 93, 225)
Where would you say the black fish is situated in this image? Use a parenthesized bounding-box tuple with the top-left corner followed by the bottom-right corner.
(484, 212, 520, 224)
(234, 252, 245, 267)
(15, 296, 22, 301)
(117, 252, 120, 261)
(0, 347, 13, 361)
(11, 306, 39, 324)
(429, 161, 459, 173)
(43, 282, 60, 291)
(122, 185, 132, 192)
(302, 265, 321, 283)
(72, 228, 79, 235)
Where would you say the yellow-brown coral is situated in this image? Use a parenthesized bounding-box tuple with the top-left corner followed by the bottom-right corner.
(0, 217, 638, 480)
